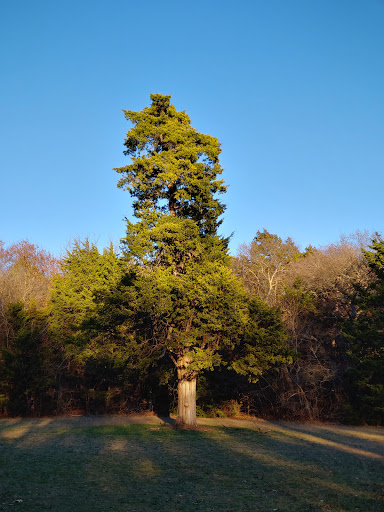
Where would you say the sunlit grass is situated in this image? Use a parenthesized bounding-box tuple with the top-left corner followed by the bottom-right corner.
(0, 417, 383, 512)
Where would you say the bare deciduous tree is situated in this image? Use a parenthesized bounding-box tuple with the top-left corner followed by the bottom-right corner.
(234, 231, 373, 421)
(0, 240, 58, 348)
(232, 229, 301, 307)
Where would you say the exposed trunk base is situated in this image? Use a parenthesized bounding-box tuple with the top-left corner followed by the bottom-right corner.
(176, 356, 197, 428)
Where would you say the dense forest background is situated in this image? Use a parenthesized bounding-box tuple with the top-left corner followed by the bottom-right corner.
(0, 230, 383, 425)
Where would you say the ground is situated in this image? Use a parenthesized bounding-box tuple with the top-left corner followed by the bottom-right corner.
(0, 415, 383, 511)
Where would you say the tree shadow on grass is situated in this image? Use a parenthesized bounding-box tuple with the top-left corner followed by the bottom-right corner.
(204, 425, 383, 511)
(264, 420, 384, 458)
(0, 418, 383, 512)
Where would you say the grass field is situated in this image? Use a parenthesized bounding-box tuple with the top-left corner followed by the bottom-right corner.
(0, 415, 383, 512)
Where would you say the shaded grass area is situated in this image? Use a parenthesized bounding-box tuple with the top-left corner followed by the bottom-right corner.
(0, 417, 383, 512)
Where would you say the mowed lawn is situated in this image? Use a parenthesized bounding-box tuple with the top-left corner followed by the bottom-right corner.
(0, 416, 383, 512)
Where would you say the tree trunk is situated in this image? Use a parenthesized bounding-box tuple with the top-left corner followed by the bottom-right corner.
(176, 355, 197, 428)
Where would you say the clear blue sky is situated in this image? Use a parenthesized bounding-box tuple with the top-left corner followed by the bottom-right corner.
(1, 0, 383, 256)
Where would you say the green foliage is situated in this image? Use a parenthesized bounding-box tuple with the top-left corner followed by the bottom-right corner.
(49, 239, 143, 413)
(50, 239, 126, 341)
(114, 93, 226, 243)
(0, 302, 54, 415)
(114, 94, 245, 380)
(135, 259, 248, 376)
(343, 236, 384, 425)
(230, 298, 293, 382)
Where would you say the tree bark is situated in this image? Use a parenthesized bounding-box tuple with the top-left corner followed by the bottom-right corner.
(168, 183, 177, 217)
(176, 355, 197, 428)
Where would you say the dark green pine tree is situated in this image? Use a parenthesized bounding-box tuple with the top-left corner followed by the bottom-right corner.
(343, 236, 384, 425)
(114, 94, 291, 427)
(115, 93, 227, 248)
(114, 94, 246, 426)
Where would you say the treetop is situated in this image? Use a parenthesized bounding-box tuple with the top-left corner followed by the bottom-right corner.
(115, 93, 227, 243)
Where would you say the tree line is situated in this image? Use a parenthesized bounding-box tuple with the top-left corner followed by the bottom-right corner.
(1, 94, 382, 426)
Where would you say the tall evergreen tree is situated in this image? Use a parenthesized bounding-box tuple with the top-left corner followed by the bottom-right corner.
(114, 94, 244, 426)
(114, 94, 291, 426)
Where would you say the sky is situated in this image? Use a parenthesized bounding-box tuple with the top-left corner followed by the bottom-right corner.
(1, 0, 383, 257)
